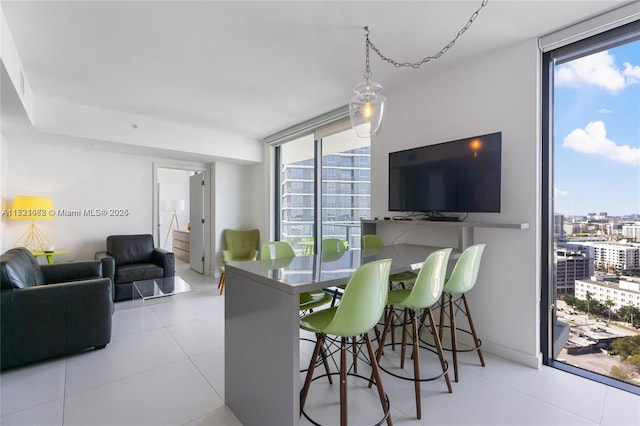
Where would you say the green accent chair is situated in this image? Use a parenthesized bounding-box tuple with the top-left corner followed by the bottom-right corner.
(218, 229, 260, 295)
(374, 248, 453, 419)
(300, 259, 394, 426)
(438, 243, 486, 382)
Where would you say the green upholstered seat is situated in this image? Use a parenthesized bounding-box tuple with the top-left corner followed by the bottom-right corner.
(218, 229, 260, 295)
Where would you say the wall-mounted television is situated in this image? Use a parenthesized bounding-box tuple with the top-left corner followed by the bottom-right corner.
(389, 132, 501, 213)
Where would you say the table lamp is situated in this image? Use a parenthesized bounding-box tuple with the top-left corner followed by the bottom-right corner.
(10, 195, 54, 252)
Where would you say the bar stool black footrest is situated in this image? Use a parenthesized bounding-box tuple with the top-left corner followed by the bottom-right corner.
(377, 342, 450, 382)
(300, 372, 391, 426)
(419, 325, 483, 353)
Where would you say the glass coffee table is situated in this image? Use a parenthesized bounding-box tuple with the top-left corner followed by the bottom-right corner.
(132, 276, 191, 301)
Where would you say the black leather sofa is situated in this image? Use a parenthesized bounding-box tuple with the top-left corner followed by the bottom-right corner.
(95, 234, 175, 302)
(0, 247, 113, 370)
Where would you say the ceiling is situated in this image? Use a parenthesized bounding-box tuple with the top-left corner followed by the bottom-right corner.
(0, 0, 633, 155)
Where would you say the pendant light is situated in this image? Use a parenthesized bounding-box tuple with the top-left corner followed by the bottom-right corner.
(350, 0, 489, 138)
(349, 27, 385, 138)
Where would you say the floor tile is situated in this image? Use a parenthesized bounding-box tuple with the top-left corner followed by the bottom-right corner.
(64, 328, 187, 396)
(601, 385, 640, 426)
(63, 359, 223, 426)
(0, 358, 66, 416)
(0, 399, 63, 426)
(190, 347, 225, 400)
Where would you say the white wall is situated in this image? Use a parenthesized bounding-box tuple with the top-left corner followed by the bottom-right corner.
(1, 136, 206, 263)
(370, 39, 542, 367)
(212, 161, 266, 276)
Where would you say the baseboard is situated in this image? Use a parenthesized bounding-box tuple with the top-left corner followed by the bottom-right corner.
(482, 340, 542, 369)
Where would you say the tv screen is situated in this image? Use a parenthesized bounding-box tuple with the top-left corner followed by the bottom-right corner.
(388, 132, 501, 213)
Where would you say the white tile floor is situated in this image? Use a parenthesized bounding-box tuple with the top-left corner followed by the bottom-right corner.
(1, 261, 639, 426)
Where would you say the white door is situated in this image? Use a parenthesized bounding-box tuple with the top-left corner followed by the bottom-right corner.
(189, 172, 205, 273)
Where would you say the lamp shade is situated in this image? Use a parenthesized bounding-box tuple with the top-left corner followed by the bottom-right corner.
(349, 81, 385, 138)
(10, 196, 54, 221)
(163, 199, 186, 211)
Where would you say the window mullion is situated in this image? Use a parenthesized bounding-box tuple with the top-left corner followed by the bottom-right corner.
(313, 137, 322, 254)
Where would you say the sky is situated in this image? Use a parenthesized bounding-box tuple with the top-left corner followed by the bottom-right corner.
(553, 39, 640, 217)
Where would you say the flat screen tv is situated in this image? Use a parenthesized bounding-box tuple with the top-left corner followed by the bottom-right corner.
(388, 132, 501, 213)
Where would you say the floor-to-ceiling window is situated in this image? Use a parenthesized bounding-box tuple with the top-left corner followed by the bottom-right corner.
(269, 111, 370, 255)
(279, 134, 316, 254)
(320, 130, 370, 250)
(542, 17, 640, 394)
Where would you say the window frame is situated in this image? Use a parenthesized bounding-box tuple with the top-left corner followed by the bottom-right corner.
(541, 19, 640, 395)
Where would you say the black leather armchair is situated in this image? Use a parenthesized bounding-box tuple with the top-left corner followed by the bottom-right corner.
(95, 234, 175, 302)
(0, 247, 113, 370)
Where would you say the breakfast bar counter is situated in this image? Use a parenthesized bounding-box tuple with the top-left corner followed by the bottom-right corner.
(224, 244, 453, 426)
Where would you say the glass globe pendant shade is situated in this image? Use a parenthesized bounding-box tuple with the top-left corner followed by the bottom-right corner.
(349, 80, 385, 138)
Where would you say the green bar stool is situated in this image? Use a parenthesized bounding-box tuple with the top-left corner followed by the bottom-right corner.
(438, 243, 487, 382)
(374, 248, 453, 419)
(362, 234, 417, 288)
(261, 241, 334, 379)
(300, 259, 393, 426)
(363, 234, 417, 349)
(260, 241, 333, 314)
(320, 238, 349, 306)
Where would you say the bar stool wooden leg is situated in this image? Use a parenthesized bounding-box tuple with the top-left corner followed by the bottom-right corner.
(218, 271, 225, 295)
(340, 337, 348, 426)
(410, 310, 422, 419)
(462, 294, 486, 367)
(426, 307, 452, 393)
(449, 293, 459, 382)
(301, 334, 325, 412)
(365, 333, 393, 426)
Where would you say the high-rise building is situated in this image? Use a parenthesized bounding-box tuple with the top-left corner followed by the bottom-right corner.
(592, 243, 640, 271)
(554, 214, 564, 239)
(555, 248, 591, 296)
(622, 224, 640, 242)
(280, 146, 370, 250)
(575, 277, 640, 311)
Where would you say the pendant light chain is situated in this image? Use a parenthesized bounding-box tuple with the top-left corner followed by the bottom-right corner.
(366, 0, 489, 69)
(364, 26, 372, 81)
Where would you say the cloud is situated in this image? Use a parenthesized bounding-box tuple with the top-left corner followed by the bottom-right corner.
(597, 108, 612, 114)
(623, 61, 640, 83)
(555, 51, 638, 92)
(562, 121, 640, 165)
(554, 187, 568, 198)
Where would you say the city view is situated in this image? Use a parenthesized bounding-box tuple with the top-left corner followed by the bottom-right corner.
(553, 36, 640, 386)
(553, 213, 640, 385)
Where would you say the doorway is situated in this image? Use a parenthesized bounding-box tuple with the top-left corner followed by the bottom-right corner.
(155, 166, 207, 274)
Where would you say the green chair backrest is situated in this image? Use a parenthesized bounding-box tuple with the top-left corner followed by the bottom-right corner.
(260, 241, 295, 260)
(222, 229, 260, 263)
(362, 234, 384, 249)
(323, 258, 392, 337)
(399, 248, 452, 310)
(443, 244, 486, 295)
(321, 238, 347, 254)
